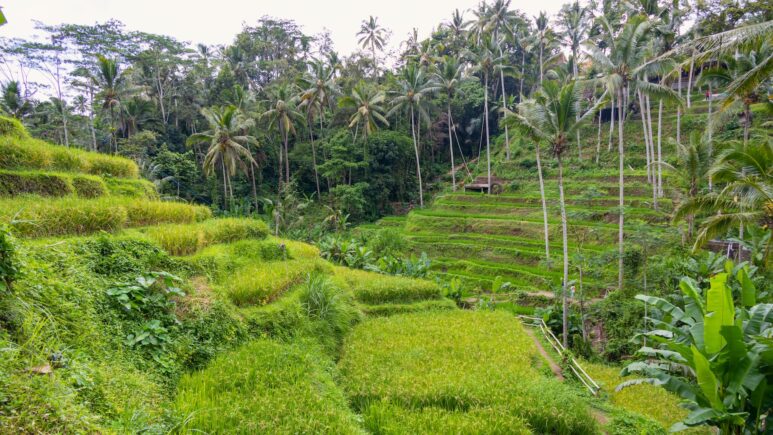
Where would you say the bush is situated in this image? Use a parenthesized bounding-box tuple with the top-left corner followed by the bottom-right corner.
(0, 116, 29, 138)
(173, 339, 362, 434)
(366, 228, 408, 257)
(339, 311, 598, 434)
(0, 135, 138, 178)
(335, 267, 442, 305)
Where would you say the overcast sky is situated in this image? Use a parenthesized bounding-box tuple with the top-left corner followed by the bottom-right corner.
(2, 0, 569, 55)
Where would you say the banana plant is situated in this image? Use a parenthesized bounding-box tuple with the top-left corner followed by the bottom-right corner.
(620, 263, 772, 433)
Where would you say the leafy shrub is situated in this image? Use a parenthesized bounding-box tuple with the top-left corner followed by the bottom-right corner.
(298, 273, 360, 340)
(366, 228, 408, 257)
(339, 311, 598, 434)
(107, 271, 184, 315)
(173, 339, 362, 434)
(334, 267, 443, 304)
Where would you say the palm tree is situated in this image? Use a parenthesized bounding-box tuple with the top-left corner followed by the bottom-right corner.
(262, 84, 303, 191)
(0, 81, 31, 119)
(558, 1, 590, 158)
(663, 132, 713, 239)
(357, 16, 387, 77)
(467, 36, 504, 195)
(674, 140, 772, 251)
(434, 56, 465, 191)
(387, 64, 439, 207)
(93, 55, 130, 153)
(534, 12, 550, 85)
(339, 82, 389, 159)
(505, 80, 605, 347)
(298, 59, 339, 197)
(186, 106, 257, 210)
(588, 15, 679, 290)
(121, 97, 157, 136)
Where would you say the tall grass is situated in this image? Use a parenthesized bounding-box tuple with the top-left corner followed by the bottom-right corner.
(103, 177, 158, 199)
(0, 196, 211, 237)
(225, 258, 331, 306)
(339, 311, 598, 434)
(173, 339, 362, 434)
(334, 267, 443, 305)
(144, 218, 268, 256)
(0, 170, 109, 198)
(0, 135, 138, 178)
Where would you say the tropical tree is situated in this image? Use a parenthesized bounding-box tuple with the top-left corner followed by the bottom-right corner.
(339, 82, 389, 158)
(534, 12, 551, 85)
(505, 80, 605, 347)
(387, 64, 439, 207)
(357, 16, 387, 76)
(92, 55, 131, 153)
(186, 105, 257, 209)
(558, 1, 590, 158)
(434, 56, 465, 191)
(674, 139, 772, 251)
(262, 83, 303, 190)
(298, 59, 339, 197)
(467, 36, 503, 195)
(663, 132, 714, 239)
(0, 81, 31, 119)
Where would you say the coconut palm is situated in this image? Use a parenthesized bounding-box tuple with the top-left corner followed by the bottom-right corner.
(262, 83, 303, 190)
(434, 56, 465, 191)
(0, 81, 31, 119)
(505, 80, 605, 347)
(558, 1, 590, 158)
(93, 55, 131, 153)
(467, 36, 504, 195)
(387, 64, 439, 207)
(674, 139, 772, 251)
(298, 59, 339, 197)
(588, 14, 679, 290)
(357, 16, 387, 76)
(663, 132, 713, 239)
(186, 105, 257, 210)
(339, 81, 389, 159)
(534, 12, 550, 85)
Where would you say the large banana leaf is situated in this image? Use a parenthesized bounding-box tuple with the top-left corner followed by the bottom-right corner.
(704, 273, 735, 354)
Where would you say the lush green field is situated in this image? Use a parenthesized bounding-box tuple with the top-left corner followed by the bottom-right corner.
(339, 310, 598, 434)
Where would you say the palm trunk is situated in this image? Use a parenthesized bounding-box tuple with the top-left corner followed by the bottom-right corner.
(277, 138, 284, 194)
(608, 94, 615, 152)
(657, 99, 663, 197)
(221, 159, 228, 211)
(617, 88, 625, 291)
(596, 110, 602, 165)
(638, 91, 652, 184)
(250, 161, 259, 213)
(558, 153, 569, 348)
(539, 42, 544, 86)
(519, 50, 525, 101)
(284, 133, 290, 184)
(645, 94, 658, 210)
(686, 51, 695, 108)
(88, 87, 97, 151)
(448, 103, 456, 191)
(484, 74, 492, 195)
(536, 143, 550, 262)
(308, 118, 321, 197)
(677, 73, 682, 145)
(411, 106, 424, 207)
(499, 65, 510, 160)
(707, 83, 713, 191)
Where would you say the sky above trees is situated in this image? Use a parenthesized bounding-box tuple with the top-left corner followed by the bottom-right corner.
(3, 0, 568, 57)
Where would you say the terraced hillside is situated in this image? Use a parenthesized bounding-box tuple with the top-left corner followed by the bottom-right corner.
(366, 96, 758, 300)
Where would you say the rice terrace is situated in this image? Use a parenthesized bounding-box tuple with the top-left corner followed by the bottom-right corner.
(0, 0, 771, 433)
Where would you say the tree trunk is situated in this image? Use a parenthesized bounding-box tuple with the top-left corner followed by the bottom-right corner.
(677, 72, 682, 145)
(499, 66, 510, 160)
(221, 159, 228, 211)
(608, 93, 615, 152)
(579, 266, 586, 340)
(484, 74, 492, 195)
(411, 106, 424, 207)
(617, 87, 625, 291)
(448, 103, 456, 191)
(277, 137, 284, 194)
(686, 51, 695, 108)
(708, 83, 713, 191)
(539, 41, 544, 86)
(596, 110, 602, 165)
(284, 133, 290, 184)
(250, 161, 259, 213)
(558, 153, 569, 348)
(519, 49, 525, 101)
(638, 90, 652, 184)
(657, 99, 663, 197)
(89, 87, 97, 151)
(308, 118, 321, 197)
(536, 143, 550, 262)
(645, 95, 656, 195)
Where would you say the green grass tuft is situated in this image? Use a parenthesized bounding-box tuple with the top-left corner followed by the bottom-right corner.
(334, 267, 443, 305)
(144, 218, 268, 256)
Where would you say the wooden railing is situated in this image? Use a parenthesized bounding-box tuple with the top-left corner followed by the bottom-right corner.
(517, 315, 601, 396)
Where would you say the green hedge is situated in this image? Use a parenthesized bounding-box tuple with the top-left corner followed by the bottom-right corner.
(0, 135, 139, 178)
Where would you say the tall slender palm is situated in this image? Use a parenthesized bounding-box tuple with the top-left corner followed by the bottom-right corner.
(664, 132, 713, 239)
(93, 55, 129, 153)
(339, 82, 390, 156)
(558, 1, 590, 157)
(505, 80, 605, 347)
(588, 15, 678, 289)
(262, 84, 303, 190)
(387, 64, 439, 207)
(467, 37, 504, 195)
(434, 56, 465, 191)
(534, 12, 550, 85)
(357, 16, 387, 77)
(298, 59, 339, 197)
(485, 1, 519, 160)
(186, 106, 257, 210)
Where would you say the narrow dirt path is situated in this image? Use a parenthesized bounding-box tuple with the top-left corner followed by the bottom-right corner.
(524, 328, 564, 380)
